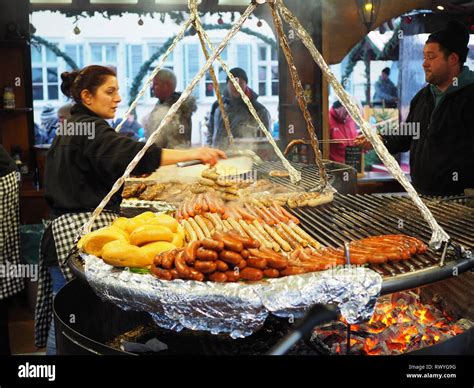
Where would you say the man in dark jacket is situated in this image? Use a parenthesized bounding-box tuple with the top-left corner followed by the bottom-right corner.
(373, 67, 398, 108)
(209, 68, 271, 149)
(144, 69, 197, 148)
(356, 21, 474, 196)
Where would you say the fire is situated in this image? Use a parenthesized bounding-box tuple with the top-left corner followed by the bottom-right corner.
(313, 291, 467, 355)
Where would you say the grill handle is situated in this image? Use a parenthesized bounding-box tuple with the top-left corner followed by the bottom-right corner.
(267, 304, 340, 355)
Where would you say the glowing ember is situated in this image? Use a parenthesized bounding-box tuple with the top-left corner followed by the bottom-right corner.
(312, 291, 471, 355)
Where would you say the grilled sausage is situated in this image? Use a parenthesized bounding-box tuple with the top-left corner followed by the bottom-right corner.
(218, 250, 243, 266)
(280, 266, 306, 276)
(151, 267, 173, 280)
(208, 272, 227, 283)
(247, 257, 267, 270)
(227, 231, 260, 249)
(174, 251, 191, 278)
(196, 247, 219, 261)
(194, 260, 217, 274)
(185, 241, 202, 263)
(240, 267, 264, 281)
(215, 260, 229, 272)
(213, 232, 244, 252)
(263, 268, 280, 278)
(225, 270, 240, 282)
(201, 238, 224, 252)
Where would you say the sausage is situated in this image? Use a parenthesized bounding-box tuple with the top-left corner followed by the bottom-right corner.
(207, 272, 227, 283)
(203, 193, 217, 213)
(263, 268, 280, 278)
(268, 207, 289, 223)
(222, 219, 233, 232)
(259, 206, 281, 225)
(247, 257, 267, 270)
(227, 218, 247, 236)
(280, 266, 306, 276)
(280, 222, 309, 247)
(151, 266, 173, 280)
(225, 270, 240, 282)
(170, 269, 180, 279)
(210, 212, 226, 231)
(238, 220, 261, 244)
(161, 251, 176, 269)
(193, 194, 202, 212)
(202, 217, 214, 233)
(174, 251, 191, 278)
(227, 231, 260, 249)
(240, 267, 264, 281)
(215, 260, 229, 272)
(188, 217, 205, 241)
(182, 220, 197, 242)
(213, 232, 244, 253)
(253, 206, 275, 225)
(248, 223, 274, 250)
(252, 220, 278, 251)
(240, 249, 250, 259)
(201, 238, 224, 252)
(262, 224, 291, 252)
(289, 222, 321, 249)
(237, 259, 247, 270)
(154, 254, 163, 266)
(235, 206, 257, 222)
(196, 247, 219, 261)
(275, 224, 299, 249)
(257, 248, 289, 270)
(189, 268, 205, 282)
(184, 241, 202, 264)
(274, 203, 300, 224)
(218, 250, 243, 266)
(194, 260, 217, 274)
(195, 215, 212, 238)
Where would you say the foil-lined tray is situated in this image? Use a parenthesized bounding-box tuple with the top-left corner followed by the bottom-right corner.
(84, 254, 382, 338)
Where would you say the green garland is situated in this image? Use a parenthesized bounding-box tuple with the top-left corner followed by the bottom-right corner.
(128, 23, 277, 105)
(342, 22, 401, 84)
(31, 35, 79, 70)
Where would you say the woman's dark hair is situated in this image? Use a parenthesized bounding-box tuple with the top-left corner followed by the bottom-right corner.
(60, 65, 116, 103)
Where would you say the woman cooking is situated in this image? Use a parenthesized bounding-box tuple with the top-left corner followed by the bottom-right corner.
(35, 65, 226, 354)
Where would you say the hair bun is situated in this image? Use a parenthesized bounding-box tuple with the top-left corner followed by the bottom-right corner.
(60, 71, 79, 98)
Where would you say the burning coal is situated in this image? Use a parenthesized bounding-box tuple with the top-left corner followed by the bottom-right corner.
(311, 291, 473, 355)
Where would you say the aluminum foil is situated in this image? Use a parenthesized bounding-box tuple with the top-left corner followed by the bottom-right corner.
(84, 254, 382, 338)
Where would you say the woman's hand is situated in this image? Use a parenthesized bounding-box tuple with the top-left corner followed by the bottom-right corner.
(191, 147, 227, 167)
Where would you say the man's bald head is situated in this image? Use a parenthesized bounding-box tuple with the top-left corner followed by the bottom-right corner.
(153, 69, 177, 102)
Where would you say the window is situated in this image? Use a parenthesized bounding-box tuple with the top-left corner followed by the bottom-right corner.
(257, 44, 278, 96)
(183, 43, 200, 98)
(64, 44, 84, 70)
(236, 44, 252, 85)
(90, 43, 118, 71)
(31, 44, 60, 101)
(125, 44, 143, 89)
(204, 47, 228, 97)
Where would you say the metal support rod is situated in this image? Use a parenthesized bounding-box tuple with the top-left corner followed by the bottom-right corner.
(267, 304, 340, 355)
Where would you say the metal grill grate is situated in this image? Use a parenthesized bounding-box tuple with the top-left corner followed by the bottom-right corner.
(285, 193, 474, 291)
